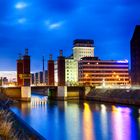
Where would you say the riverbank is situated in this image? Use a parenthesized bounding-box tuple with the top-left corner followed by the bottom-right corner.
(0, 92, 46, 140)
(86, 88, 140, 105)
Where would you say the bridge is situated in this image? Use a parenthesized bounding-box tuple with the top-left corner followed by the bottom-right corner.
(0, 85, 90, 101)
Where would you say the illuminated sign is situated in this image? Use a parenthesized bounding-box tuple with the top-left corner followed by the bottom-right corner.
(117, 60, 128, 63)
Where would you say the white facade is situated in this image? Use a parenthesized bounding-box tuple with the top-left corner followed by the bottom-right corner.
(65, 40, 94, 85)
(65, 59, 78, 86)
(73, 47, 94, 61)
(54, 39, 95, 86)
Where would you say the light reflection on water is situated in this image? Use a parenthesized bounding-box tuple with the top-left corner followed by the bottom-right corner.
(10, 94, 140, 140)
(111, 106, 131, 140)
(83, 103, 94, 140)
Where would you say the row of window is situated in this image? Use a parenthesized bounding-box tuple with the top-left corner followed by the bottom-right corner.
(79, 70, 128, 72)
(79, 62, 128, 65)
(79, 75, 129, 77)
(79, 79, 129, 81)
(79, 66, 128, 69)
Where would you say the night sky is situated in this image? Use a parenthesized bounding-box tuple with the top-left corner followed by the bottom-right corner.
(0, 0, 140, 71)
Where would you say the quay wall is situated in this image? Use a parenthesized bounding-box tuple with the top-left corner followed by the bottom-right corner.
(0, 87, 21, 100)
(32, 86, 83, 99)
(86, 88, 140, 105)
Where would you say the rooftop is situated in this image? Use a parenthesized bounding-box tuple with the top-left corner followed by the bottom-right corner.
(73, 39, 94, 45)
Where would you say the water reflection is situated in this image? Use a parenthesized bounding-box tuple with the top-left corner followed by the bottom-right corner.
(111, 106, 131, 140)
(31, 96, 47, 107)
(100, 104, 108, 140)
(10, 94, 140, 140)
(83, 103, 94, 140)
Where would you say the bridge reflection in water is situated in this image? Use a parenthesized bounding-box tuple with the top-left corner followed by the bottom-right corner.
(10, 94, 140, 140)
(31, 95, 47, 106)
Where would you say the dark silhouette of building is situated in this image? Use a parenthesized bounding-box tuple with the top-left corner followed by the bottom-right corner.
(57, 50, 65, 86)
(131, 25, 140, 85)
(17, 49, 31, 86)
(48, 54, 54, 86)
(17, 54, 23, 86)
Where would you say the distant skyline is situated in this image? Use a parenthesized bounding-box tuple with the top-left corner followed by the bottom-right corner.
(0, 0, 140, 71)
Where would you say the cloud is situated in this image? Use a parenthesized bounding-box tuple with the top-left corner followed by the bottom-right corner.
(15, 2, 28, 9)
(45, 20, 63, 30)
(49, 22, 62, 29)
(18, 18, 26, 24)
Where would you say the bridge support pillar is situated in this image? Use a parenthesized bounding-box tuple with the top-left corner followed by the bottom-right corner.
(57, 86, 67, 100)
(21, 86, 31, 101)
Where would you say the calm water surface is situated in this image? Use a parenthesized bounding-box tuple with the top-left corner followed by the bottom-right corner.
(10, 94, 140, 140)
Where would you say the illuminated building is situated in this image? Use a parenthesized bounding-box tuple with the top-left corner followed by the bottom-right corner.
(73, 39, 94, 61)
(78, 57, 130, 86)
(131, 25, 140, 85)
(48, 54, 54, 86)
(2, 77, 8, 85)
(17, 49, 31, 86)
(0, 71, 17, 82)
(65, 39, 95, 85)
(57, 50, 65, 86)
(65, 56, 78, 86)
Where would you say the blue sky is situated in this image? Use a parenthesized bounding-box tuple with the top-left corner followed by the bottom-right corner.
(0, 0, 140, 71)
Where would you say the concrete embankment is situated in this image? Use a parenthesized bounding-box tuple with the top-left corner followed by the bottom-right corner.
(86, 88, 140, 105)
(0, 92, 46, 140)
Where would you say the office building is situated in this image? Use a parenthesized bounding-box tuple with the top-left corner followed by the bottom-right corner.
(65, 55, 78, 85)
(53, 39, 95, 86)
(78, 57, 130, 86)
(73, 39, 94, 61)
